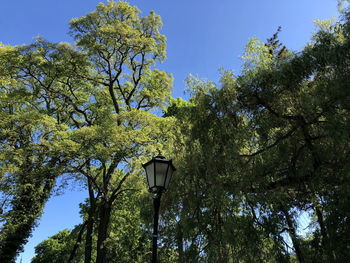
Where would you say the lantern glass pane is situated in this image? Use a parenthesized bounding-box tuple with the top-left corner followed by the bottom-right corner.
(145, 162, 155, 189)
(165, 166, 174, 189)
(155, 162, 168, 188)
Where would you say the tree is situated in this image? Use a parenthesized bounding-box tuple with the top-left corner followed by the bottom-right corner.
(1, 2, 175, 262)
(31, 177, 151, 263)
(31, 229, 81, 263)
(4, 2, 350, 263)
(0, 41, 78, 262)
(159, 11, 350, 262)
(65, 2, 174, 262)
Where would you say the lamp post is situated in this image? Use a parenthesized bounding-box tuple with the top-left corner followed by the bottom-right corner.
(142, 155, 176, 263)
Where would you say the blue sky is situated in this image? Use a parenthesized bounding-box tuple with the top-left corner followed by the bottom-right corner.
(0, 0, 339, 262)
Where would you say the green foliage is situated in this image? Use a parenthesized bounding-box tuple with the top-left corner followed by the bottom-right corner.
(0, 42, 73, 261)
(31, 229, 81, 263)
(1, 1, 174, 262)
(3, 2, 350, 263)
(157, 9, 350, 263)
(32, 180, 149, 263)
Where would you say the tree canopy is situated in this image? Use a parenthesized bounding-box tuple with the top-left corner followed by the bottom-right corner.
(1, 1, 350, 263)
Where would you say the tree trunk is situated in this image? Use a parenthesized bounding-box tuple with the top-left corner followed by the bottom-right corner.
(281, 208, 305, 263)
(0, 178, 55, 263)
(175, 223, 184, 263)
(68, 222, 87, 263)
(84, 178, 96, 263)
(315, 206, 337, 263)
(95, 200, 112, 263)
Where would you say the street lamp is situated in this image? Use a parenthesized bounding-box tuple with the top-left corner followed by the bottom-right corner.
(142, 155, 176, 263)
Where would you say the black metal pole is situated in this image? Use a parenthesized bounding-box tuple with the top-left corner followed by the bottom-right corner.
(152, 192, 162, 263)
